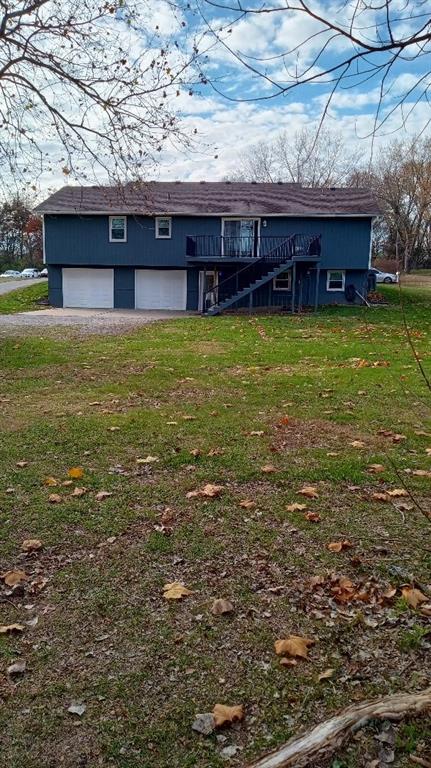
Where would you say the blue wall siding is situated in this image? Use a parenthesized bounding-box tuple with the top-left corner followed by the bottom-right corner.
(45, 214, 372, 271)
(114, 267, 135, 309)
(47, 265, 62, 307)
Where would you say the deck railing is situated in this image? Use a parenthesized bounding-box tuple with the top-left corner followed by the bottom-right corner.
(186, 234, 321, 261)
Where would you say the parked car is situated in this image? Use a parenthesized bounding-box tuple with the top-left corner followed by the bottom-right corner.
(0, 269, 21, 278)
(39, 267, 48, 277)
(370, 267, 399, 284)
(20, 268, 40, 278)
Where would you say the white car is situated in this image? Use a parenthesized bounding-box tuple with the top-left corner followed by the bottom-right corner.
(20, 268, 40, 278)
(39, 267, 48, 277)
(370, 268, 399, 284)
(0, 269, 21, 278)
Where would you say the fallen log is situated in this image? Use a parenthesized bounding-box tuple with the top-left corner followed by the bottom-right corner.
(246, 687, 431, 768)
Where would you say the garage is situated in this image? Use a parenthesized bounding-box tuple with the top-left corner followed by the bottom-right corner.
(62, 268, 114, 308)
(135, 269, 187, 310)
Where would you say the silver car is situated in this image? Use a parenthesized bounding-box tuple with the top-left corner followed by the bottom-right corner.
(1, 269, 21, 278)
(370, 268, 399, 284)
(20, 268, 40, 278)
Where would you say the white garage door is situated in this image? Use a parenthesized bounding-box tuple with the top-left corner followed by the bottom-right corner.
(63, 268, 114, 308)
(135, 270, 187, 310)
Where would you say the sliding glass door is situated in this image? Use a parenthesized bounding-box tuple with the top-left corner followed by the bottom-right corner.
(222, 219, 259, 257)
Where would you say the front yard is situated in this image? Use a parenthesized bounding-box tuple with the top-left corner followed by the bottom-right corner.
(0, 285, 430, 768)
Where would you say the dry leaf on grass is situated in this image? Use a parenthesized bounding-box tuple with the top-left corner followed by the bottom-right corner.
(249, 430, 264, 436)
(7, 660, 26, 676)
(207, 448, 225, 457)
(261, 464, 277, 473)
(48, 493, 62, 503)
(1, 569, 28, 586)
(286, 502, 307, 512)
(136, 456, 159, 464)
(402, 586, 429, 609)
(186, 484, 224, 499)
(350, 441, 366, 448)
(211, 598, 234, 616)
(0, 623, 24, 634)
(239, 499, 256, 509)
(275, 635, 315, 659)
(162, 581, 192, 600)
(371, 492, 390, 502)
(44, 476, 58, 487)
(304, 511, 321, 523)
(327, 540, 354, 552)
(95, 491, 113, 501)
(16, 461, 28, 468)
(213, 703, 244, 727)
(298, 486, 319, 499)
(411, 469, 431, 478)
(386, 488, 409, 497)
(68, 467, 84, 479)
(71, 487, 87, 497)
(318, 668, 335, 681)
(21, 539, 42, 553)
(367, 464, 386, 473)
(108, 426, 120, 432)
(190, 449, 201, 457)
(278, 417, 290, 426)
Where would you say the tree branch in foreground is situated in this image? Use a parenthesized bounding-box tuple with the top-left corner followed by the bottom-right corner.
(246, 687, 431, 768)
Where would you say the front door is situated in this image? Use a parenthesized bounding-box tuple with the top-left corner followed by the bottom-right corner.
(199, 270, 218, 312)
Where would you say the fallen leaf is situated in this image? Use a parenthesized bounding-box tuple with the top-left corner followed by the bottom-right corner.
(371, 492, 390, 502)
(182, 415, 196, 421)
(207, 448, 225, 457)
(305, 511, 321, 523)
(71, 486, 87, 497)
(16, 461, 28, 468)
(411, 469, 431, 477)
(68, 467, 84, 479)
(368, 464, 385, 473)
(7, 660, 26, 676)
(386, 488, 408, 497)
(48, 493, 62, 503)
(21, 539, 42, 553)
(249, 430, 264, 436)
(261, 464, 277, 473)
(318, 668, 335, 681)
(67, 702, 86, 717)
(213, 703, 244, 728)
(278, 417, 290, 426)
(275, 635, 314, 659)
(426, 447, 431, 456)
(211, 598, 234, 616)
(286, 502, 307, 512)
(44, 476, 58, 487)
(0, 624, 24, 634)
(327, 540, 353, 552)
(279, 657, 298, 667)
(108, 426, 120, 432)
(186, 484, 224, 499)
(162, 581, 192, 600)
(297, 486, 319, 499)
(95, 491, 113, 501)
(136, 456, 159, 464)
(401, 586, 428, 609)
(350, 441, 366, 448)
(239, 499, 256, 509)
(2, 569, 28, 587)
(190, 449, 201, 457)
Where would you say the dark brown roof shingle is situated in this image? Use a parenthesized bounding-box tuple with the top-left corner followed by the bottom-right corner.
(35, 182, 379, 217)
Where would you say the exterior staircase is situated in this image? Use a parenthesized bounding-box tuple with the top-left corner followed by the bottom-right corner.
(206, 259, 294, 316)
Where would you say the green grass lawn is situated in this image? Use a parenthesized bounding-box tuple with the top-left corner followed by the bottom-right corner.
(0, 281, 48, 314)
(0, 285, 430, 768)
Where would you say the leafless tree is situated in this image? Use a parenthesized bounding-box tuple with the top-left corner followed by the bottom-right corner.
(230, 128, 361, 186)
(192, 0, 431, 140)
(0, 1, 197, 190)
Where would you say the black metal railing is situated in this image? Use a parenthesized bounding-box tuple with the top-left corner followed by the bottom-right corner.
(186, 234, 321, 261)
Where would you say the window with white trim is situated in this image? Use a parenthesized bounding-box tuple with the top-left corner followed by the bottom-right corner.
(273, 270, 292, 291)
(109, 216, 127, 242)
(155, 217, 172, 239)
(326, 269, 345, 291)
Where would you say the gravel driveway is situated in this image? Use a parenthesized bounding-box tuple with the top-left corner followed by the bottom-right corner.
(0, 307, 193, 334)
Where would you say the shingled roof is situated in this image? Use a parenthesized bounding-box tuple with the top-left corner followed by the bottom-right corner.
(35, 182, 379, 217)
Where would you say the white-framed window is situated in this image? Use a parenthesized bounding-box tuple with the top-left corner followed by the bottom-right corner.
(109, 216, 127, 242)
(326, 269, 345, 291)
(155, 217, 172, 239)
(273, 270, 292, 291)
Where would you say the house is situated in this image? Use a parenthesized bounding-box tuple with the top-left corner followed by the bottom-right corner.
(35, 182, 379, 314)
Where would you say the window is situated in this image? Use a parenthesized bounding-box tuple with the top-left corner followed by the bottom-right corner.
(327, 269, 345, 291)
(155, 217, 172, 239)
(273, 270, 292, 291)
(109, 216, 127, 242)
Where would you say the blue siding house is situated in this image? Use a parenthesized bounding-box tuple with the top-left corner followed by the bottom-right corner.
(35, 182, 379, 314)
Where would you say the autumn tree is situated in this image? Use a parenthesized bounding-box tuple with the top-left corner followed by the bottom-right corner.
(0, 1, 195, 189)
(230, 128, 360, 187)
(0, 197, 42, 269)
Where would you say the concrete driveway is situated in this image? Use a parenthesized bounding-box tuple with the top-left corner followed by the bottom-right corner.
(0, 307, 193, 334)
(0, 278, 47, 295)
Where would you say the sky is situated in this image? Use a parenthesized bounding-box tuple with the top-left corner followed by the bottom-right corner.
(30, 0, 431, 192)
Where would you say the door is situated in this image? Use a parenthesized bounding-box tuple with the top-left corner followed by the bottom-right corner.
(199, 270, 217, 312)
(222, 219, 259, 257)
(62, 268, 114, 308)
(135, 269, 187, 310)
